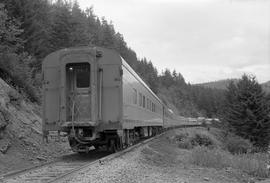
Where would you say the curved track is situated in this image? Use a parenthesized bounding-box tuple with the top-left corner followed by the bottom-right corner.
(1, 126, 200, 183)
(0, 136, 159, 183)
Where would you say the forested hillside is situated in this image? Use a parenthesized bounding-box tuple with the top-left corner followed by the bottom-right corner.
(0, 0, 225, 117)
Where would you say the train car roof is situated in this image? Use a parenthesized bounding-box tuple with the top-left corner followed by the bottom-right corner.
(96, 47, 163, 105)
(120, 57, 163, 105)
(42, 46, 163, 105)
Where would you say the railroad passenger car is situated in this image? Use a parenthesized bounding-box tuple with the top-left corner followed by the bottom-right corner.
(42, 47, 164, 152)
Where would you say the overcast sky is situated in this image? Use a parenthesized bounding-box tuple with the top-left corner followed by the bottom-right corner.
(78, 0, 270, 84)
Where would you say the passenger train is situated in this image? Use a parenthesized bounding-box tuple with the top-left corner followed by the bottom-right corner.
(42, 47, 195, 153)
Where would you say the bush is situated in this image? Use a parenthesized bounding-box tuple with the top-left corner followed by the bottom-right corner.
(201, 120, 207, 127)
(176, 129, 219, 149)
(191, 133, 214, 147)
(174, 132, 188, 142)
(178, 138, 193, 149)
(225, 135, 253, 154)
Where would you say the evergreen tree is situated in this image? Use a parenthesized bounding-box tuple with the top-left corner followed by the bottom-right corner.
(1, 0, 52, 58)
(0, 4, 38, 102)
(0, 3, 23, 53)
(69, 0, 90, 46)
(136, 58, 159, 93)
(160, 69, 174, 89)
(85, 6, 99, 45)
(223, 74, 270, 151)
(50, 0, 72, 49)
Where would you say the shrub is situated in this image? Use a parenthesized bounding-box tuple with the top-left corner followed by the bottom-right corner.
(191, 133, 214, 147)
(176, 129, 220, 149)
(225, 135, 253, 154)
(201, 120, 207, 127)
(178, 138, 193, 149)
(190, 130, 220, 148)
(174, 132, 188, 142)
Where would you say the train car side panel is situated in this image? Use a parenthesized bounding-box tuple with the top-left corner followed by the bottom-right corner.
(100, 64, 122, 124)
(121, 61, 163, 129)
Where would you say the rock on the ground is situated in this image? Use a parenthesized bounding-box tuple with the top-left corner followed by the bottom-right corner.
(203, 177, 210, 181)
(0, 108, 8, 131)
(36, 156, 47, 161)
(0, 139, 10, 154)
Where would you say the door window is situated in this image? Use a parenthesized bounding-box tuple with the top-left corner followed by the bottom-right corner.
(66, 63, 90, 88)
(76, 67, 90, 88)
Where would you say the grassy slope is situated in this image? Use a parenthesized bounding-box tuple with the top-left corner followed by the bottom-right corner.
(156, 127, 270, 182)
(140, 128, 253, 183)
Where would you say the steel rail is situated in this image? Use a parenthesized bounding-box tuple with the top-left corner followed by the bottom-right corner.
(49, 125, 203, 183)
(0, 152, 75, 179)
(48, 133, 163, 183)
(0, 133, 161, 183)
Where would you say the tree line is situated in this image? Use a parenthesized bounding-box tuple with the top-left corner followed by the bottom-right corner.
(0, 0, 225, 118)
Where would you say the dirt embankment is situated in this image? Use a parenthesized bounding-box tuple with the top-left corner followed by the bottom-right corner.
(0, 78, 70, 174)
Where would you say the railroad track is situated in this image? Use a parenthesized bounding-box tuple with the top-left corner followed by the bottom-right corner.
(1, 125, 202, 183)
(0, 150, 110, 183)
(0, 133, 162, 183)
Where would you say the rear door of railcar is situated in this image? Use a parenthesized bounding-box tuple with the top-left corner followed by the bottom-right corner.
(65, 63, 92, 122)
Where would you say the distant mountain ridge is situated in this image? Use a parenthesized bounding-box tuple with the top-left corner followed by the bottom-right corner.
(262, 81, 270, 93)
(196, 79, 270, 93)
(195, 79, 239, 90)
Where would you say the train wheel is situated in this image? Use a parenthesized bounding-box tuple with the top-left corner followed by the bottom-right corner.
(108, 139, 117, 153)
(94, 145, 99, 150)
(117, 137, 124, 151)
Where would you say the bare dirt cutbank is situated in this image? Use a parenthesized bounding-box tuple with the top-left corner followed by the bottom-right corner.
(60, 129, 262, 183)
(0, 78, 70, 175)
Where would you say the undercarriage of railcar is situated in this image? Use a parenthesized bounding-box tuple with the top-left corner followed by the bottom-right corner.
(64, 125, 163, 153)
(65, 127, 122, 153)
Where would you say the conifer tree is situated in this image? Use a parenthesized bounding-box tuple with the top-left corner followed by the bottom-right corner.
(0, 3, 23, 53)
(50, 0, 73, 49)
(223, 74, 270, 151)
(69, 1, 90, 46)
(1, 0, 52, 59)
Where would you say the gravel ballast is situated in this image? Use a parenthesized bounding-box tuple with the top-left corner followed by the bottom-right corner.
(60, 130, 253, 183)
